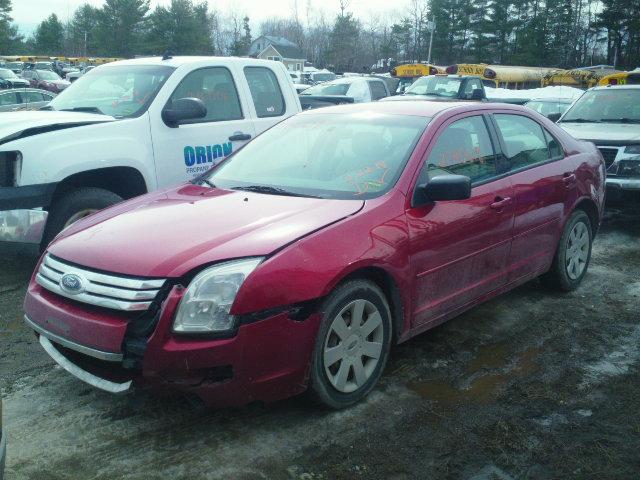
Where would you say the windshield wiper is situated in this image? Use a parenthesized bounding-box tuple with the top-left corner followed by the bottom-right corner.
(560, 118, 601, 123)
(232, 185, 319, 198)
(195, 178, 216, 188)
(39, 105, 53, 110)
(600, 118, 640, 124)
(61, 106, 104, 115)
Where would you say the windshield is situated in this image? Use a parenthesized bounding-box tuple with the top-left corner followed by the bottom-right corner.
(300, 82, 350, 96)
(405, 76, 462, 97)
(0, 69, 18, 79)
(205, 113, 429, 199)
(38, 70, 61, 81)
(6, 62, 22, 69)
(561, 89, 640, 123)
(48, 65, 175, 118)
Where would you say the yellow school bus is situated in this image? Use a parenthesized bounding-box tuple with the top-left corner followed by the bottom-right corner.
(446, 64, 555, 89)
(598, 70, 640, 86)
(391, 63, 444, 91)
(543, 68, 620, 88)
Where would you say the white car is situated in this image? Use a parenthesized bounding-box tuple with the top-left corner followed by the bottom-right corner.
(298, 76, 389, 110)
(557, 85, 640, 195)
(0, 56, 302, 246)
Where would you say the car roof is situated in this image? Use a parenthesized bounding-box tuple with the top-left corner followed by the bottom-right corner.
(527, 97, 574, 103)
(299, 100, 529, 118)
(591, 84, 640, 91)
(100, 56, 280, 69)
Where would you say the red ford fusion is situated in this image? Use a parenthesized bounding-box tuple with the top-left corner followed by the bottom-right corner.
(24, 101, 604, 408)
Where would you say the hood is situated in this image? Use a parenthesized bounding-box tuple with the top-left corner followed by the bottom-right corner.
(559, 122, 640, 143)
(48, 184, 364, 278)
(0, 110, 115, 144)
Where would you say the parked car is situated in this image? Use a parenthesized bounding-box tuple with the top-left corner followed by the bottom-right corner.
(0, 88, 55, 112)
(524, 97, 573, 120)
(0, 396, 5, 480)
(0, 68, 30, 89)
(20, 69, 70, 93)
(557, 85, 640, 198)
(24, 101, 604, 409)
(5, 61, 24, 74)
(66, 66, 94, 83)
(0, 56, 302, 247)
(293, 83, 309, 94)
(381, 75, 486, 102)
(299, 76, 389, 109)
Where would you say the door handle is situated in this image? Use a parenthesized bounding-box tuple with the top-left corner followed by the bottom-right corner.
(228, 133, 251, 141)
(562, 173, 576, 184)
(490, 196, 512, 210)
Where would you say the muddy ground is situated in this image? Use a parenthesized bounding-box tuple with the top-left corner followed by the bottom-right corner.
(1, 200, 639, 480)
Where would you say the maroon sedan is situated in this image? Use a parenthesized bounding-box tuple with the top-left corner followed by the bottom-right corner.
(24, 102, 604, 408)
(21, 69, 70, 93)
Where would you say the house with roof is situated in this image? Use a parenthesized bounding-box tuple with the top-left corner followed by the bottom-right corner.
(248, 35, 306, 72)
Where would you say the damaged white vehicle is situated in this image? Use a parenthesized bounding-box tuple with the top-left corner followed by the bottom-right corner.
(558, 85, 640, 199)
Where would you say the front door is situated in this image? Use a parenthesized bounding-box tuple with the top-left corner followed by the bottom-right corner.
(149, 65, 256, 189)
(407, 114, 515, 327)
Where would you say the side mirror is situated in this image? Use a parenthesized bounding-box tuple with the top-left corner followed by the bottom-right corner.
(469, 88, 484, 100)
(413, 174, 471, 206)
(546, 112, 561, 122)
(162, 97, 207, 127)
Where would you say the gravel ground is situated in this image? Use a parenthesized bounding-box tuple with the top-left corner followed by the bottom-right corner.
(1, 199, 639, 480)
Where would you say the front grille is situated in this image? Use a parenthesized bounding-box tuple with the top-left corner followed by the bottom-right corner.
(36, 254, 166, 311)
(616, 159, 640, 178)
(597, 147, 620, 168)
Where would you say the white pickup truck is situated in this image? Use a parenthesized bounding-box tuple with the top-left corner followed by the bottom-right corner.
(0, 56, 301, 247)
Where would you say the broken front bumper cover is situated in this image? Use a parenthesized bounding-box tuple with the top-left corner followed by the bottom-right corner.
(25, 315, 132, 394)
(0, 182, 56, 244)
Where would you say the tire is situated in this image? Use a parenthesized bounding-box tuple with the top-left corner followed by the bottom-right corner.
(541, 210, 593, 291)
(309, 279, 392, 409)
(41, 187, 122, 249)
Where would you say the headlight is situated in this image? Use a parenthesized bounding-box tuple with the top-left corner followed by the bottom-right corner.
(624, 145, 640, 154)
(172, 257, 263, 334)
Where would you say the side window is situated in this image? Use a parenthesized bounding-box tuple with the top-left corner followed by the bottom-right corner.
(0, 92, 18, 106)
(419, 115, 497, 184)
(368, 81, 387, 100)
(494, 114, 551, 170)
(544, 129, 563, 158)
(244, 66, 285, 118)
(22, 91, 44, 103)
(464, 78, 482, 96)
(168, 67, 243, 123)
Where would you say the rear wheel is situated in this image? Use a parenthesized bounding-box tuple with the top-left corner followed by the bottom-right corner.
(41, 187, 122, 249)
(541, 210, 593, 291)
(309, 280, 392, 409)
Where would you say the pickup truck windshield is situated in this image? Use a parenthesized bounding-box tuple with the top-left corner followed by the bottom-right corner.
(405, 76, 462, 97)
(48, 65, 175, 118)
(0, 68, 18, 79)
(207, 113, 429, 199)
(561, 89, 640, 123)
(37, 70, 61, 81)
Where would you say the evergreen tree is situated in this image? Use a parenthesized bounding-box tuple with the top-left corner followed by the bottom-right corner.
(34, 14, 64, 55)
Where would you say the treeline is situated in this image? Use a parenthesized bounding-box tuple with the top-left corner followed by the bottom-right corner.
(1, 0, 639, 71)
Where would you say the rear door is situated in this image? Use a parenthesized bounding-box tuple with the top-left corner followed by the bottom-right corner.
(407, 113, 515, 327)
(0, 91, 20, 111)
(368, 80, 388, 100)
(149, 65, 257, 188)
(490, 113, 575, 280)
(241, 65, 290, 137)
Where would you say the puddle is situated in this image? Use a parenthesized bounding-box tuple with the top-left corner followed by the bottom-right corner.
(408, 346, 542, 406)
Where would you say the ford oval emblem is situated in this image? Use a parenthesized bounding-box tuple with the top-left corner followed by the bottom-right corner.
(60, 273, 84, 294)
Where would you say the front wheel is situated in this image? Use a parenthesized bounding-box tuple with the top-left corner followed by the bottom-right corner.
(309, 280, 392, 409)
(41, 187, 123, 249)
(541, 210, 593, 291)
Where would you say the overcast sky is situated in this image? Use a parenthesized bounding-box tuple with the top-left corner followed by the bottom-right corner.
(12, 0, 401, 36)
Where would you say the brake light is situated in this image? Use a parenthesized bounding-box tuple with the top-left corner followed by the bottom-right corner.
(429, 66, 438, 75)
(390, 68, 397, 77)
(609, 78, 618, 85)
(445, 65, 457, 74)
(484, 68, 496, 79)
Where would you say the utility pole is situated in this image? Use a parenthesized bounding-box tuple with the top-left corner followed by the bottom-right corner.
(426, 19, 435, 64)
(84, 31, 87, 57)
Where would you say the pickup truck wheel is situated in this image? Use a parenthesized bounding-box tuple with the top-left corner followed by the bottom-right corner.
(41, 187, 122, 249)
(308, 280, 392, 409)
(541, 210, 593, 292)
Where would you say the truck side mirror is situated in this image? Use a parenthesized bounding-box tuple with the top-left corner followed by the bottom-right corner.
(469, 88, 484, 100)
(413, 174, 471, 206)
(162, 97, 207, 127)
(546, 112, 562, 122)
